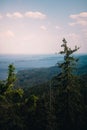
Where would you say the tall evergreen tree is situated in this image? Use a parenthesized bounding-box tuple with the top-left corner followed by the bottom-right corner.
(57, 38, 79, 88)
(6, 64, 16, 90)
(53, 38, 83, 130)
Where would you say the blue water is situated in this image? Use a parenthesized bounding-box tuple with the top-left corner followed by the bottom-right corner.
(0, 54, 62, 79)
(0, 54, 87, 80)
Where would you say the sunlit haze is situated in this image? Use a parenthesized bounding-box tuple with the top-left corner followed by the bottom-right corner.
(0, 0, 87, 54)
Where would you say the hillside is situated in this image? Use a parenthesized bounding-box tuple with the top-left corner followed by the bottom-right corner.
(16, 64, 87, 88)
(16, 66, 60, 88)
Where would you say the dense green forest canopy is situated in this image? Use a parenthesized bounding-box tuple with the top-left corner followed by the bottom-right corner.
(0, 39, 87, 130)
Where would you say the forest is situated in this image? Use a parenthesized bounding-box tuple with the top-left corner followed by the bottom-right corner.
(0, 39, 87, 130)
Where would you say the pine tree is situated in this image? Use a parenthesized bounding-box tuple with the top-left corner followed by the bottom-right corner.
(6, 64, 16, 90)
(57, 38, 80, 88)
(53, 38, 83, 130)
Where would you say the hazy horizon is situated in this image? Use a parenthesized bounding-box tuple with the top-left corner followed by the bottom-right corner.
(0, 52, 87, 56)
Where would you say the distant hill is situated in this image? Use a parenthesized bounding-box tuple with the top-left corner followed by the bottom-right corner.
(77, 65, 87, 75)
(16, 64, 87, 88)
(16, 66, 60, 88)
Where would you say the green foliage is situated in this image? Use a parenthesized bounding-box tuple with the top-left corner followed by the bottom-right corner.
(0, 40, 87, 130)
(6, 64, 16, 90)
(52, 38, 84, 130)
(25, 95, 38, 111)
(16, 66, 59, 88)
(59, 38, 79, 80)
(0, 64, 40, 130)
(0, 80, 7, 95)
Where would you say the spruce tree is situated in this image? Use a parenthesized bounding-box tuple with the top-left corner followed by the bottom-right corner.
(6, 64, 16, 89)
(58, 38, 79, 88)
(53, 38, 83, 130)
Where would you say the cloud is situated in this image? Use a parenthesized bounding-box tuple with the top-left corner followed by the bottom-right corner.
(6, 12, 23, 18)
(0, 14, 2, 19)
(6, 30, 15, 38)
(82, 29, 87, 38)
(6, 11, 46, 20)
(6, 13, 12, 18)
(25, 11, 46, 19)
(70, 12, 87, 19)
(40, 25, 47, 31)
(0, 30, 15, 39)
(68, 22, 76, 26)
(77, 20, 87, 26)
(12, 12, 23, 18)
(69, 21, 87, 26)
(55, 26, 62, 30)
(69, 12, 87, 26)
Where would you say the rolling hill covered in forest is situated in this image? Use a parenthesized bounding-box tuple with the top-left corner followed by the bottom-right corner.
(16, 55, 87, 88)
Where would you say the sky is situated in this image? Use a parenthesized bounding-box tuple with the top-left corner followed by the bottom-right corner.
(0, 0, 87, 54)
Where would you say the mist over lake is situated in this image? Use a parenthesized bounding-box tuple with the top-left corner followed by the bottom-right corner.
(0, 54, 87, 80)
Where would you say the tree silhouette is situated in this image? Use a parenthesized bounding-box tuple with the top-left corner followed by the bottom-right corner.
(53, 38, 83, 130)
(6, 64, 16, 90)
